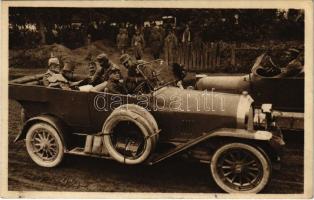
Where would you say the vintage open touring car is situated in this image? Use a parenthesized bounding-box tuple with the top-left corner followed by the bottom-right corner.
(9, 60, 285, 193)
(196, 54, 304, 131)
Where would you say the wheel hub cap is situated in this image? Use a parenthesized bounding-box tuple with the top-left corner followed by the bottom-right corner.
(217, 148, 263, 191)
(234, 164, 243, 173)
(31, 129, 58, 161)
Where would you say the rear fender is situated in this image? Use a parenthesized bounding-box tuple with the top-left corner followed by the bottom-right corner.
(14, 114, 70, 151)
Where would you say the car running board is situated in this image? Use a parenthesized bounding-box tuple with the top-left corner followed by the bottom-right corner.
(68, 147, 112, 160)
(147, 132, 215, 165)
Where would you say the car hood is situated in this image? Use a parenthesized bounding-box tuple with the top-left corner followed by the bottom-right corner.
(152, 86, 253, 130)
(195, 74, 251, 93)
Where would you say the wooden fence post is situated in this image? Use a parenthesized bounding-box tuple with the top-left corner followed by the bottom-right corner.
(231, 43, 236, 67)
(187, 43, 191, 71)
(204, 42, 209, 72)
(216, 42, 221, 68)
(172, 41, 247, 73)
(212, 42, 217, 71)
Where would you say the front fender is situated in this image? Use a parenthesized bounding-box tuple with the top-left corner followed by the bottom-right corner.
(210, 128, 272, 140)
(209, 128, 285, 170)
(14, 114, 70, 151)
(209, 128, 285, 147)
(148, 128, 284, 165)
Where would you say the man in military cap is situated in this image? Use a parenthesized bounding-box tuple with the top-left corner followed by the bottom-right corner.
(120, 54, 159, 94)
(120, 54, 147, 93)
(42, 57, 70, 89)
(103, 65, 128, 94)
(89, 53, 116, 85)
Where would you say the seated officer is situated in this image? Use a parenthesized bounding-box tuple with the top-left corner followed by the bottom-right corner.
(119, 54, 147, 93)
(42, 57, 70, 90)
(93, 65, 127, 93)
(104, 66, 128, 94)
(89, 53, 117, 86)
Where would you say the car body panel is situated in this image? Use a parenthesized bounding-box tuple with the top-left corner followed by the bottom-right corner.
(196, 74, 304, 112)
(10, 83, 251, 143)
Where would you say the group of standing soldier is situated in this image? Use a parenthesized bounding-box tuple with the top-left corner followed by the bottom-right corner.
(116, 23, 182, 62)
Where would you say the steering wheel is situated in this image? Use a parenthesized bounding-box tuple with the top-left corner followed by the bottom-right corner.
(133, 82, 151, 95)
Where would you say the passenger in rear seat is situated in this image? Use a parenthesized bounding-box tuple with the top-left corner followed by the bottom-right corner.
(43, 57, 71, 90)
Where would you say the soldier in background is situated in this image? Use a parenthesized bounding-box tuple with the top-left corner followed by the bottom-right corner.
(143, 24, 151, 46)
(182, 24, 191, 43)
(164, 28, 178, 64)
(150, 24, 162, 59)
(116, 26, 129, 54)
(158, 24, 166, 47)
(131, 29, 145, 60)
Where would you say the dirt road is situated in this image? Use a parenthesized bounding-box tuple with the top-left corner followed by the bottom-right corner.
(8, 100, 304, 193)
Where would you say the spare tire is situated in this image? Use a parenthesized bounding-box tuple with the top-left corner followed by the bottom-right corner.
(102, 104, 159, 165)
(116, 104, 159, 146)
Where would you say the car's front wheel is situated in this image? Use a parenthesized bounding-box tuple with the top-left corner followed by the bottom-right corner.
(210, 143, 271, 193)
(25, 122, 64, 167)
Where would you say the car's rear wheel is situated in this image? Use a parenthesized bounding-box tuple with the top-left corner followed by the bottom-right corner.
(210, 143, 271, 193)
(25, 122, 64, 167)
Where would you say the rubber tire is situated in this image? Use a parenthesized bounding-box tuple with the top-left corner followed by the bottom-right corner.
(210, 143, 271, 193)
(25, 122, 64, 168)
(115, 104, 159, 145)
(103, 109, 157, 165)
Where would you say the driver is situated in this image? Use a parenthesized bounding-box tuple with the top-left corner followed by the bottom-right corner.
(119, 54, 147, 93)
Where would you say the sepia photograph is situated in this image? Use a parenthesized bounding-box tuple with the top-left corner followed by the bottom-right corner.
(1, 0, 313, 198)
